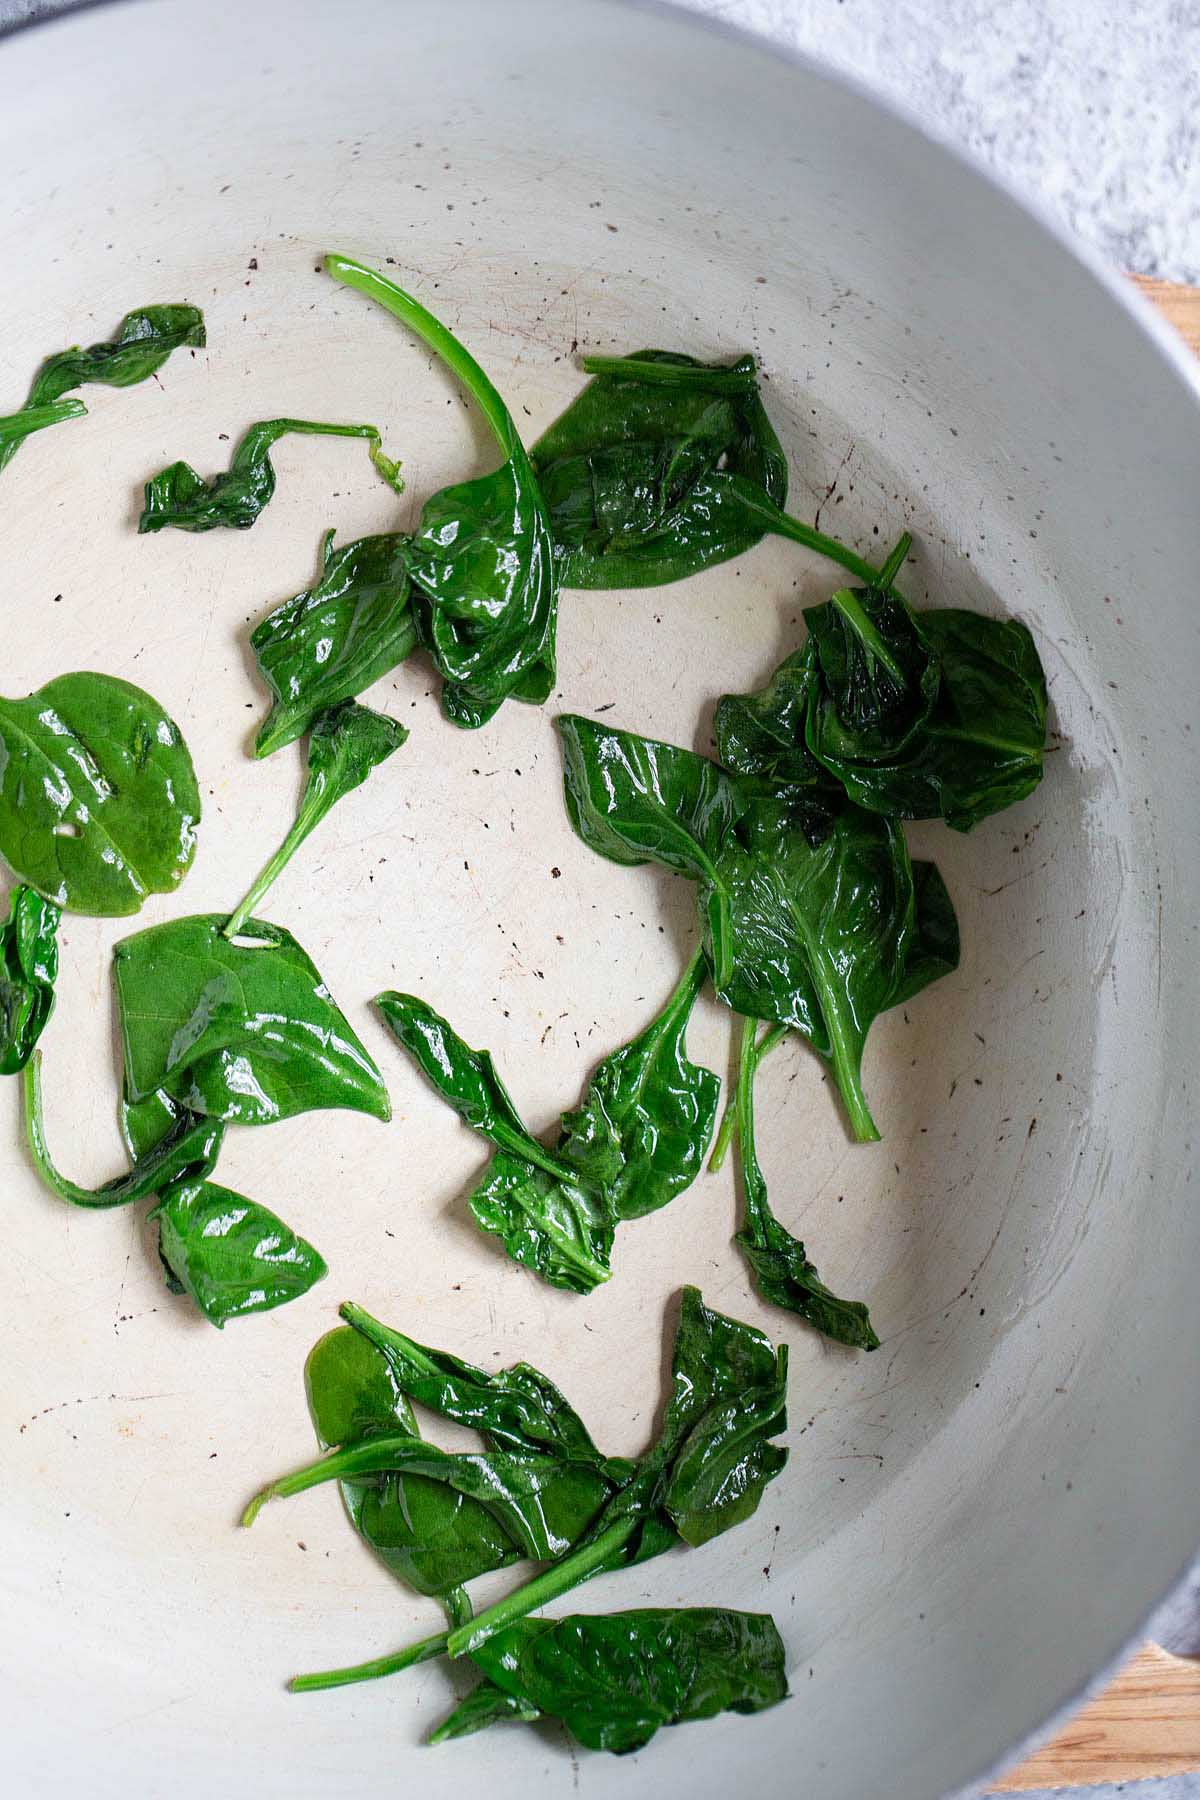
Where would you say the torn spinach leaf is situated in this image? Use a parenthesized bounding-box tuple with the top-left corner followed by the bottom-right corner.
(0, 886, 60, 1075)
(139, 417, 403, 533)
(23, 1052, 225, 1208)
(437, 1607, 788, 1754)
(0, 303, 205, 474)
(224, 701, 406, 937)
(375, 958, 718, 1291)
(0, 397, 87, 454)
(731, 1016, 878, 1348)
(152, 1178, 327, 1326)
(0, 672, 201, 916)
(530, 349, 788, 588)
(247, 1287, 788, 1689)
(115, 914, 390, 1125)
(326, 254, 557, 729)
(251, 530, 416, 757)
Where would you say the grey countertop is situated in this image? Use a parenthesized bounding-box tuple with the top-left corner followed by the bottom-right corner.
(1, 0, 1197, 1795)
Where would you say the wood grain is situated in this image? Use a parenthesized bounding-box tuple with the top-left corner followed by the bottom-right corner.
(998, 276, 1199, 1795)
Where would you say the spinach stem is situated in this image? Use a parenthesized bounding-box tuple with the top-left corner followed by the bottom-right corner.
(829, 587, 907, 685)
(290, 1628, 448, 1693)
(232, 418, 403, 493)
(444, 1514, 640, 1658)
(324, 254, 517, 459)
(876, 531, 913, 589)
(221, 777, 329, 940)
(241, 1431, 430, 1525)
(708, 1020, 787, 1172)
(579, 352, 757, 393)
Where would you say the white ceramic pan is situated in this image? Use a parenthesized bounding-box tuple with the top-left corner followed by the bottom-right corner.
(2, 3, 1198, 1795)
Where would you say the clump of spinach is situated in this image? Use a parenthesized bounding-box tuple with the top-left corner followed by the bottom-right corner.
(429, 1607, 788, 1753)
(245, 1286, 788, 1698)
(251, 530, 415, 757)
(139, 417, 403, 532)
(325, 254, 558, 729)
(0, 303, 205, 474)
(223, 701, 407, 938)
(374, 950, 718, 1292)
(0, 672, 201, 916)
(0, 887, 60, 1075)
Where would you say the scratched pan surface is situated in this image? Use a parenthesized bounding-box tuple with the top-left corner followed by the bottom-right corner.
(2, 2, 1198, 1796)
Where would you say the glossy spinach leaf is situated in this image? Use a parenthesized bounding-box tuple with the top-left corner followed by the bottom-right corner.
(892, 860, 961, 1007)
(558, 713, 742, 982)
(530, 349, 788, 588)
(557, 950, 718, 1220)
(305, 1324, 519, 1600)
(702, 798, 915, 1141)
(0, 886, 60, 1075)
(327, 255, 557, 729)
(115, 914, 390, 1125)
(429, 1678, 541, 1743)
(139, 417, 403, 533)
(0, 397, 86, 453)
(224, 702, 406, 937)
(251, 530, 416, 757)
(23, 1052, 225, 1208)
(0, 303, 205, 474)
(714, 641, 829, 793)
(454, 1607, 788, 1754)
(0, 672, 201, 916)
(337, 1302, 626, 1472)
(152, 1178, 326, 1326)
(731, 1018, 878, 1348)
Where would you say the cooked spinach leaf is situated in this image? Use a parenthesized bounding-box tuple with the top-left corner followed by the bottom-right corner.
(251, 530, 416, 757)
(893, 859, 961, 1005)
(0, 397, 87, 453)
(114, 914, 390, 1125)
(0, 304, 205, 473)
(152, 1178, 326, 1326)
(530, 349, 788, 588)
(731, 1016, 878, 1348)
(325, 254, 557, 729)
(224, 702, 406, 937)
(376, 958, 717, 1290)
(139, 417, 403, 533)
(248, 1287, 787, 1689)
(0, 886, 60, 1074)
(437, 1607, 788, 1753)
(0, 672, 201, 916)
(23, 1051, 224, 1208)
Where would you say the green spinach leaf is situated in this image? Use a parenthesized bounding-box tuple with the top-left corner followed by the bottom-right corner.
(325, 255, 557, 729)
(892, 859, 961, 1006)
(0, 397, 87, 453)
(0, 886, 60, 1075)
(0, 672, 201, 916)
(152, 1178, 326, 1326)
(731, 1017, 878, 1348)
(530, 349, 788, 588)
(450, 1607, 788, 1753)
(0, 303, 205, 474)
(115, 914, 390, 1125)
(224, 702, 406, 937)
(139, 417, 402, 533)
(251, 530, 416, 757)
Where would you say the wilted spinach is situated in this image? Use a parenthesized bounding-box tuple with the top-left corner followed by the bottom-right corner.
(245, 1286, 787, 1690)
(530, 349, 788, 588)
(375, 955, 717, 1291)
(0, 303, 205, 474)
(139, 417, 403, 532)
(0, 673, 201, 916)
(0, 886, 60, 1074)
(731, 1016, 878, 1348)
(0, 397, 86, 453)
(431, 1607, 788, 1753)
(114, 914, 391, 1125)
(325, 254, 558, 729)
(223, 701, 407, 938)
(251, 530, 416, 757)
(152, 1178, 327, 1326)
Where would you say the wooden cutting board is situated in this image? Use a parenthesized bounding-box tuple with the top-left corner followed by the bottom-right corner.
(998, 275, 1200, 1794)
